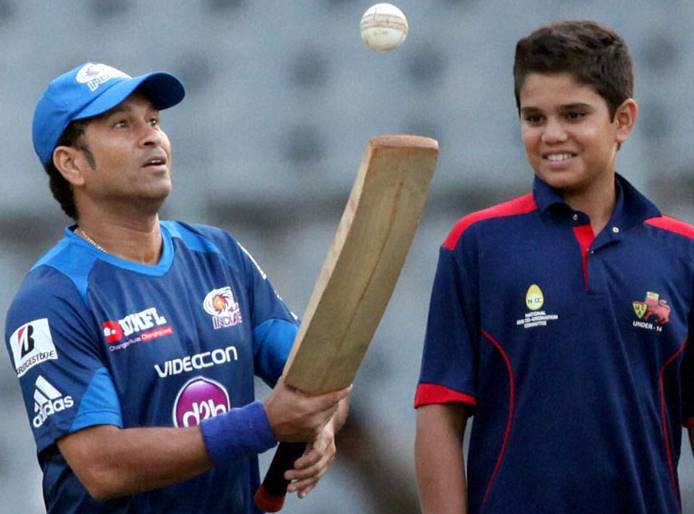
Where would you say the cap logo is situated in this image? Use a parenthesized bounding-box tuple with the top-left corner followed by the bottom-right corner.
(75, 63, 130, 92)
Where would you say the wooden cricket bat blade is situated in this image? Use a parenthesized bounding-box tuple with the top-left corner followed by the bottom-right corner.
(283, 135, 438, 394)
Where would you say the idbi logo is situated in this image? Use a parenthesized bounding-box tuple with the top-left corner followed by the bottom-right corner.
(173, 377, 230, 427)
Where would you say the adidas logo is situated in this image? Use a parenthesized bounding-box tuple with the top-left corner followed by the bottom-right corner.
(32, 376, 74, 428)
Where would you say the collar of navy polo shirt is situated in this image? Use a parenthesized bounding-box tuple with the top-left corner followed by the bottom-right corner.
(532, 173, 661, 232)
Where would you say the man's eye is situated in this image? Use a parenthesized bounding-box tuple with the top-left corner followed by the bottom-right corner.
(113, 120, 127, 128)
(524, 115, 542, 124)
(149, 118, 159, 126)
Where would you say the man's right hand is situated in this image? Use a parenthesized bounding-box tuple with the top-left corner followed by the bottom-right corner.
(263, 377, 351, 443)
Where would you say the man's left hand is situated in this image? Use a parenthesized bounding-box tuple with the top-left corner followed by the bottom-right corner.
(284, 422, 337, 498)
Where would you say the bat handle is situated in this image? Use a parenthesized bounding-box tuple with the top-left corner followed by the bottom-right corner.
(254, 441, 307, 512)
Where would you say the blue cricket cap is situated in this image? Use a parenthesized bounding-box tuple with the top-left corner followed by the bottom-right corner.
(32, 62, 185, 165)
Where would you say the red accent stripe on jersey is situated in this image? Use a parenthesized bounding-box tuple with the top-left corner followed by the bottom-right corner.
(572, 224, 595, 288)
(414, 384, 477, 408)
(683, 417, 694, 428)
(443, 194, 537, 250)
(481, 329, 515, 508)
(659, 337, 688, 505)
(646, 216, 694, 240)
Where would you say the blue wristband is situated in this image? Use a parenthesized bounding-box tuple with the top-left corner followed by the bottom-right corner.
(199, 401, 277, 468)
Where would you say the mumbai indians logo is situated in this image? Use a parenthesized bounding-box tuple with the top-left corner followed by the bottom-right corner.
(632, 291, 670, 331)
(75, 63, 130, 92)
(203, 287, 243, 330)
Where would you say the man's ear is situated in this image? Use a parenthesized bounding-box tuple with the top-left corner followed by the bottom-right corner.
(615, 98, 638, 145)
(52, 146, 87, 187)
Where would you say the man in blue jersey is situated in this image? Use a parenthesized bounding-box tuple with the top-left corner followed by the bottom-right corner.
(415, 20, 694, 514)
(4, 62, 350, 513)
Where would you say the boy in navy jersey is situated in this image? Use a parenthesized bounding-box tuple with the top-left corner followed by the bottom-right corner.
(415, 20, 694, 514)
(5, 63, 349, 513)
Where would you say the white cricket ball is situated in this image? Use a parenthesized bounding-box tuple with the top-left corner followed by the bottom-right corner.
(360, 3, 408, 52)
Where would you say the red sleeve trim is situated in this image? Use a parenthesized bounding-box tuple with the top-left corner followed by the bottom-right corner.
(645, 216, 694, 240)
(659, 336, 689, 500)
(683, 417, 694, 428)
(443, 193, 537, 250)
(414, 383, 477, 408)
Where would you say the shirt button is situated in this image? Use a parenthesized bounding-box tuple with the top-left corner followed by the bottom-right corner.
(572, 214, 579, 221)
(612, 226, 620, 233)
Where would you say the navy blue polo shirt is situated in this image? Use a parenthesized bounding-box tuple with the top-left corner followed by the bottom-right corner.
(416, 175, 694, 514)
(5, 221, 299, 514)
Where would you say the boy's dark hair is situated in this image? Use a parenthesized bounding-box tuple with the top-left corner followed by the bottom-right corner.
(513, 20, 634, 119)
(43, 121, 88, 220)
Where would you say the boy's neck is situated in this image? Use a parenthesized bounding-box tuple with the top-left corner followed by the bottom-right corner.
(561, 173, 617, 237)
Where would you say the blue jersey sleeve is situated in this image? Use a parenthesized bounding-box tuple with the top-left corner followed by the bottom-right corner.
(5, 266, 122, 454)
(415, 241, 479, 410)
(235, 243, 299, 386)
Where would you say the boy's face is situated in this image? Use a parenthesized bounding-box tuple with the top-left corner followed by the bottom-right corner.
(519, 72, 632, 198)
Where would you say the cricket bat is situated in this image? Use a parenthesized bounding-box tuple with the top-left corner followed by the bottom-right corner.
(254, 134, 438, 512)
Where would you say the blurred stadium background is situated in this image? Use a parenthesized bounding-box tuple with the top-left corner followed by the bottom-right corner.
(2, 1, 694, 512)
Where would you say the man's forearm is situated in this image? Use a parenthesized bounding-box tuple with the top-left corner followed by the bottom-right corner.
(58, 400, 277, 501)
(59, 385, 350, 502)
(58, 424, 212, 501)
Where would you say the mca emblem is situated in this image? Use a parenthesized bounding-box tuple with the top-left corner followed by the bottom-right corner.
(632, 291, 670, 331)
(203, 287, 243, 330)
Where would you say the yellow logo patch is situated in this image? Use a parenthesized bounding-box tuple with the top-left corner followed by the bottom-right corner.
(632, 302, 647, 319)
(525, 284, 544, 311)
(517, 283, 558, 329)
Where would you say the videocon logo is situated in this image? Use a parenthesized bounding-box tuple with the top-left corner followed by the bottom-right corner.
(172, 376, 230, 427)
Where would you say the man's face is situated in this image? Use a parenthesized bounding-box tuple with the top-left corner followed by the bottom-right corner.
(519, 72, 625, 197)
(78, 91, 173, 209)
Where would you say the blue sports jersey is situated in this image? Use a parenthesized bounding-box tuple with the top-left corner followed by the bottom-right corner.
(5, 221, 299, 513)
(416, 175, 694, 514)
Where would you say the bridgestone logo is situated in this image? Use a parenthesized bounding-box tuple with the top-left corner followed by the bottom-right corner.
(10, 319, 58, 377)
(32, 376, 74, 428)
(154, 346, 238, 378)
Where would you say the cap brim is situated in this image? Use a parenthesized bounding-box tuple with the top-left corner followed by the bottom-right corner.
(74, 71, 185, 120)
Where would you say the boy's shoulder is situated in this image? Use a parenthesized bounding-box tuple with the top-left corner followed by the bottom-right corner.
(644, 215, 694, 241)
(443, 193, 538, 250)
